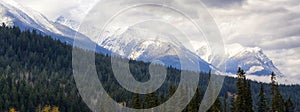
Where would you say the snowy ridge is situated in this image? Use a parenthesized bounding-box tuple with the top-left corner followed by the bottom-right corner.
(0, 0, 111, 54)
(197, 43, 282, 76)
(0, 5, 13, 26)
(101, 27, 211, 72)
(0, 0, 63, 35)
(55, 16, 80, 31)
(226, 44, 282, 76)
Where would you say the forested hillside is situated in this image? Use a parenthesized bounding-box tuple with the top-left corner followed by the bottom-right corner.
(0, 24, 299, 111)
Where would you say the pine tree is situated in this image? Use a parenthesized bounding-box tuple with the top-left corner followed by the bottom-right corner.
(132, 93, 141, 109)
(167, 85, 176, 111)
(1, 23, 6, 27)
(229, 94, 236, 112)
(224, 94, 227, 112)
(245, 81, 253, 111)
(159, 93, 166, 112)
(284, 98, 294, 112)
(235, 67, 253, 112)
(208, 97, 222, 112)
(235, 68, 245, 111)
(168, 85, 176, 97)
(144, 92, 158, 108)
(265, 97, 271, 112)
(258, 84, 267, 112)
(271, 72, 284, 112)
(186, 87, 202, 112)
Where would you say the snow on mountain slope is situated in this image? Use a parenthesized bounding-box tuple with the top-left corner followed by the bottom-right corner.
(54, 16, 212, 72)
(0, 5, 13, 26)
(101, 27, 211, 72)
(57, 14, 282, 76)
(226, 46, 281, 76)
(55, 16, 80, 31)
(0, 0, 111, 54)
(196, 43, 282, 76)
(0, 1, 78, 40)
(1, 1, 62, 34)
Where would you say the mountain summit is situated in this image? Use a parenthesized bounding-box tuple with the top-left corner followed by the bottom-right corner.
(0, 0, 111, 55)
(0, 0, 75, 42)
(197, 43, 282, 76)
(101, 27, 211, 72)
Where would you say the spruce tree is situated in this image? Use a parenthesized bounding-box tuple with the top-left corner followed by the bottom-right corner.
(168, 85, 176, 97)
(224, 95, 227, 112)
(258, 84, 267, 112)
(208, 97, 222, 112)
(132, 93, 141, 109)
(144, 92, 158, 108)
(235, 68, 245, 111)
(271, 72, 284, 112)
(245, 81, 253, 111)
(229, 95, 236, 112)
(284, 98, 294, 112)
(166, 85, 176, 112)
(159, 93, 166, 112)
(265, 98, 271, 112)
(186, 87, 202, 112)
(235, 67, 253, 112)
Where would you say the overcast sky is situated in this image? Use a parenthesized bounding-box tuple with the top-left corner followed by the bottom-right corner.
(18, 0, 300, 79)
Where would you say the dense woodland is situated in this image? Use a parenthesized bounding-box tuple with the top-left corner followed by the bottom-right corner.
(0, 24, 299, 111)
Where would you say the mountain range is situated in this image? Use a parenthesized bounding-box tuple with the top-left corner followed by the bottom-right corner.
(100, 27, 212, 72)
(0, 0, 282, 77)
(0, 0, 111, 55)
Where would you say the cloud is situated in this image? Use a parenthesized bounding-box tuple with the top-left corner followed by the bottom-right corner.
(201, 0, 246, 8)
(18, 0, 99, 21)
(209, 0, 300, 77)
(211, 0, 300, 42)
(260, 36, 300, 50)
(265, 47, 300, 77)
(18, 0, 81, 20)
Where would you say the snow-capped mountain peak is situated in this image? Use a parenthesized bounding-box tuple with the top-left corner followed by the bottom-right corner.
(0, 0, 63, 35)
(197, 43, 282, 76)
(225, 43, 246, 58)
(0, 0, 111, 54)
(101, 27, 211, 72)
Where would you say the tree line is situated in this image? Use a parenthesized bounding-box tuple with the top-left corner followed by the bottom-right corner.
(129, 67, 295, 112)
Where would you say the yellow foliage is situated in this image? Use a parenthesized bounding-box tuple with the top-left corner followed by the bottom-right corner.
(9, 108, 16, 112)
(51, 106, 59, 112)
(43, 105, 51, 112)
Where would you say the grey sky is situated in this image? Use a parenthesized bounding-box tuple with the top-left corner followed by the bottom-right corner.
(207, 0, 300, 78)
